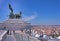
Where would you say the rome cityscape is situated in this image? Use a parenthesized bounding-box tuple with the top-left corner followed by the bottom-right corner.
(0, 0, 60, 41)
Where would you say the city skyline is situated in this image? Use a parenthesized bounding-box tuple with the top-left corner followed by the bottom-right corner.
(0, 0, 60, 25)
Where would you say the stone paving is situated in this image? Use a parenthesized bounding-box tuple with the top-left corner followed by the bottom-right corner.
(5, 35, 16, 41)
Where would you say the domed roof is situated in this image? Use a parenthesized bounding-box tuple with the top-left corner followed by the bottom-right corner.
(0, 19, 32, 30)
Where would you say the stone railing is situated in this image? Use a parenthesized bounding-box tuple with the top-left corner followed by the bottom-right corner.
(0, 31, 7, 41)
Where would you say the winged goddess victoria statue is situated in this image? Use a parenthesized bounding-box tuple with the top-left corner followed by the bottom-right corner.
(8, 4, 22, 19)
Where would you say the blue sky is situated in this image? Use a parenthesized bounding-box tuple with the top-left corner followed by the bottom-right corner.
(0, 0, 60, 25)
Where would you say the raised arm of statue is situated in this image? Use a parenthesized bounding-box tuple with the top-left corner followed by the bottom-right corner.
(9, 4, 13, 12)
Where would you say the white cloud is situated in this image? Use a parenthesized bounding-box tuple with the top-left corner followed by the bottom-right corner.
(23, 15, 37, 21)
(22, 11, 38, 21)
